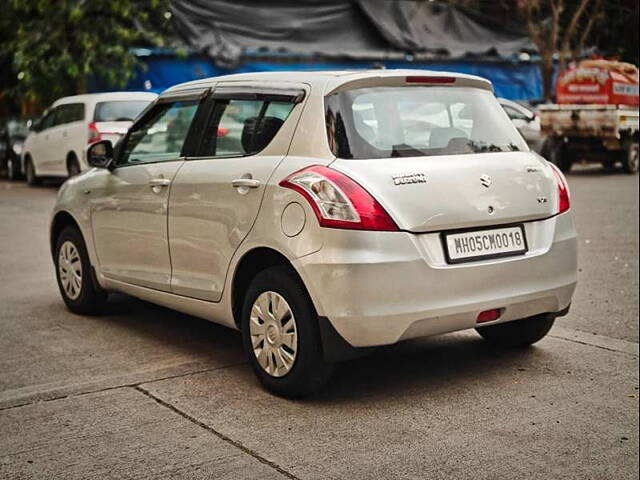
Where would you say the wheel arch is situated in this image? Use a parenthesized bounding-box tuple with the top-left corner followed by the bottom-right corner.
(66, 150, 78, 163)
(230, 247, 311, 329)
(50, 210, 82, 260)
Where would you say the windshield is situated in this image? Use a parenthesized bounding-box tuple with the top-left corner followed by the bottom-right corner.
(325, 86, 527, 159)
(94, 100, 151, 122)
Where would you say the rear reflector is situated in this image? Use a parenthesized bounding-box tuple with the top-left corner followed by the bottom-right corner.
(477, 309, 501, 323)
(406, 76, 456, 84)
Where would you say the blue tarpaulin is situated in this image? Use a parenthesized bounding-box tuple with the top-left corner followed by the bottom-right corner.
(118, 57, 542, 101)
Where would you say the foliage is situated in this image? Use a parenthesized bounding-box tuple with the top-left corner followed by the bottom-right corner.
(0, 0, 172, 108)
(447, 0, 638, 101)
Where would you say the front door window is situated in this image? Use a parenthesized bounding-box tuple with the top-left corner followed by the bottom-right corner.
(119, 101, 199, 166)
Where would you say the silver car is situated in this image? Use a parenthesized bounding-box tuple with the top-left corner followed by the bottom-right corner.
(50, 71, 578, 397)
(499, 98, 544, 153)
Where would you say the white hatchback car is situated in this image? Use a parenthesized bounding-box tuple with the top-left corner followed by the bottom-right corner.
(22, 91, 157, 184)
(50, 71, 577, 397)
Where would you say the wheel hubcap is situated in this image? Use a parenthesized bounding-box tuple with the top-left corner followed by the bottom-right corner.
(58, 241, 82, 300)
(249, 291, 298, 378)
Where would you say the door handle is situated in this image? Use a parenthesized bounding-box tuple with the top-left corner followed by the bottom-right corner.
(149, 177, 171, 193)
(231, 178, 260, 189)
(149, 178, 171, 187)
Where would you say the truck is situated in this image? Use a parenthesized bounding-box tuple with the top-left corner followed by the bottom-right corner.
(539, 59, 639, 174)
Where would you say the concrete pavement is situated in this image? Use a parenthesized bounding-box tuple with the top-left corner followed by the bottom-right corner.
(0, 165, 637, 479)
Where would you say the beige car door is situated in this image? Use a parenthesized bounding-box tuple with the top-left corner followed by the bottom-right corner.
(90, 96, 202, 291)
(167, 84, 305, 301)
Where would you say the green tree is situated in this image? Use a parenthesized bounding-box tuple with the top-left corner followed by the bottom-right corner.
(1, 0, 172, 109)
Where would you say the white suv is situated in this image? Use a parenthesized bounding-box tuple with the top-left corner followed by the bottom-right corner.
(50, 71, 577, 397)
(22, 92, 156, 184)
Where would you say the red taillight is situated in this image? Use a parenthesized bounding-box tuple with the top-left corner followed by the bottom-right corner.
(279, 165, 398, 231)
(406, 76, 456, 84)
(87, 122, 101, 144)
(217, 126, 229, 137)
(477, 309, 501, 323)
(549, 163, 570, 213)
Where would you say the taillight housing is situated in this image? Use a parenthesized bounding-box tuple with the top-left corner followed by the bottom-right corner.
(279, 165, 398, 231)
(549, 163, 570, 213)
(87, 122, 101, 144)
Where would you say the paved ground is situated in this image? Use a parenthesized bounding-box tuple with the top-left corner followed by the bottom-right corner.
(0, 165, 638, 479)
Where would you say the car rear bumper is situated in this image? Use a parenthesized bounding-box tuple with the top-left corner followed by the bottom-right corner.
(294, 212, 578, 347)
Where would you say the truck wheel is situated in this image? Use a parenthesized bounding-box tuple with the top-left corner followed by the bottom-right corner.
(622, 142, 639, 174)
(601, 159, 616, 171)
(547, 139, 572, 173)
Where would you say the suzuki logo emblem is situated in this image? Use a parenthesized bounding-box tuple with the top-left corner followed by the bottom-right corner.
(480, 175, 492, 188)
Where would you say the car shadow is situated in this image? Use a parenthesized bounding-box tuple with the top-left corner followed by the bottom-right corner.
(309, 334, 549, 402)
(95, 293, 244, 363)
(94, 293, 550, 400)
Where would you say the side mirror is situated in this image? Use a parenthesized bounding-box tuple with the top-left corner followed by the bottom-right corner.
(87, 140, 114, 168)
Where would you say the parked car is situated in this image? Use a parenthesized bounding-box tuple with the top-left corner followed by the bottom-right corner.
(0, 118, 30, 180)
(498, 98, 544, 153)
(50, 71, 577, 397)
(22, 92, 157, 185)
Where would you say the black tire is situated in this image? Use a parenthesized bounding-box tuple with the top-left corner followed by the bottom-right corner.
(67, 154, 81, 177)
(621, 142, 639, 174)
(476, 314, 555, 348)
(7, 155, 21, 181)
(54, 225, 107, 315)
(241, 266, 333, 397)
(25, 156, 40, 186)
(547, 138, 573, 173)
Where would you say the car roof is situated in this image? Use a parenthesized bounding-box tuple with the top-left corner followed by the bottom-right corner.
(163, 69, 493, 95)
(52, 91, 158, 107)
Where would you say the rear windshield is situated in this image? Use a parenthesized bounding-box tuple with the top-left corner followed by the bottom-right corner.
(94, 100, 151, 122)
(325, 86, 527, 159)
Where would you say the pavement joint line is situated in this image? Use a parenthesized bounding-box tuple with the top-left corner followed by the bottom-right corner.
(549, 334, 639, 356)
(550, 326, 639, 357)
(0, 362, 247, 412)
(132, 385, 301, 480)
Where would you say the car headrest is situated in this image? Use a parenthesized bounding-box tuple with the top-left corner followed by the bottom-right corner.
(429, 127, 468, 149)
(241, 116, 285, 154)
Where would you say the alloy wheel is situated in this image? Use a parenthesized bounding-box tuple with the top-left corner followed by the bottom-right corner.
(249, 291, 298, 377)
(58, 240, 83, 300)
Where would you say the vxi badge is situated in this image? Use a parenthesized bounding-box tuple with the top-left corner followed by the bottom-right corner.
(392, 173, 427, 186)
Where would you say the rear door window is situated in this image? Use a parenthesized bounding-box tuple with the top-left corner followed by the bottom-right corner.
(55, 103, 85, 125)
(199, 99, 294, 157)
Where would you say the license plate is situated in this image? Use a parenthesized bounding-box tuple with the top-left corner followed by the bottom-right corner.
(442, 225, 528, 264)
